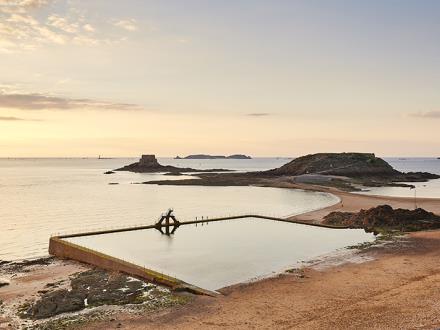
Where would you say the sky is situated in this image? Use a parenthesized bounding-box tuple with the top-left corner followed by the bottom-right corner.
(0, 0, 439, 157)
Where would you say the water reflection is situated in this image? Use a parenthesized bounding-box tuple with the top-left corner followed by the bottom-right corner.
(67, 218, 375, 291)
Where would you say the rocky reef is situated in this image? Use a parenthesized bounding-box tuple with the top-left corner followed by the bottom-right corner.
(323, 205, 440, 232)
(115, 155, 230, 173)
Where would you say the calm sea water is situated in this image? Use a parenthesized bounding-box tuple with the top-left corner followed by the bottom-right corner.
(361, 158, 440, 198)
(66, 219, 374, 291)
(0, 157, 333, 260)
(1, 157, 438, 262)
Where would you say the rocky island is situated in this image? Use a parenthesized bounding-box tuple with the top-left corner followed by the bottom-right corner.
(115, 154, 231, 173)
(175, 154, 252, 159)
(265, 153, 439, 184)
(142, 152, 440, 189)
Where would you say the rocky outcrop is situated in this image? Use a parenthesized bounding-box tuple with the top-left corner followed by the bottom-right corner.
(323, 205, 440, 232)
(115, 155, 230, 173)
(26, 269, 170, 319)
(265, 153, 439, 183)
(267, 153, 398, 177)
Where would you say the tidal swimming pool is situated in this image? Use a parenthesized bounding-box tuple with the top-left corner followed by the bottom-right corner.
(66, 218, 375, 291)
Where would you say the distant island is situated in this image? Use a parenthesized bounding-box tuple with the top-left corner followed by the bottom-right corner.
(175, 154, 252, 160)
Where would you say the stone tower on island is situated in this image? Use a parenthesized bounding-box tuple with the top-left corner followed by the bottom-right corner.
(139, 154, 160, 167)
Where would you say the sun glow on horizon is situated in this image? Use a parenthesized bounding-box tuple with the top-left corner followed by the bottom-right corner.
(1, 0, 439, 157)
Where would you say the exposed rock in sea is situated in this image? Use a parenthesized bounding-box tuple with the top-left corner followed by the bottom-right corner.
(115, 154, 230, 173)
(104, 171, 115, 174)
(323, 205, 440, 232)
(264, 153, 440, 183)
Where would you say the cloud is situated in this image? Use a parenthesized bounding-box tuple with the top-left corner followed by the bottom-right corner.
(0, 0, 48, 9)
(0, 1, 104, 52)
(114, 19, 137, 31)
(246, 112, 271, 117)
(0, 2, 141, 52)
(82, 23, 94, 32)
(409, 111, 440, 118)
(0, 115, 25, 120)
(47, 14, 78, 33)
(0, 115, 41, 121)
(15, 0, 48, 8)
(0, 91, 144, 111)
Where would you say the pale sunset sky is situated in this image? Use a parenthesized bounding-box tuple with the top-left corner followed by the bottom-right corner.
(0, 0, 439, 157)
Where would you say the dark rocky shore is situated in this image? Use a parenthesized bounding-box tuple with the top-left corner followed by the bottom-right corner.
(0, 258, 189, 329)
(323, 205, 440, 233)
(25, 269, 184, 320)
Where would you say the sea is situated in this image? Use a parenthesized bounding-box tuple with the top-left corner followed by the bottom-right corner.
(0, 157, 439, 262)
(357, 158, 440, 198)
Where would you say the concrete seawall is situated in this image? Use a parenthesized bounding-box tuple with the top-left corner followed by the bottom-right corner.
(49, 236, 217, 296)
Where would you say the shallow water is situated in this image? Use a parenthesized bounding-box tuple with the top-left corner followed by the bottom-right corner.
(66, 218, 375, 291)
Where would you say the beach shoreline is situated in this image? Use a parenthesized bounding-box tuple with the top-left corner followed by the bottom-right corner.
(85, 229, 440, 330)
(2, 184, 440, 329)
